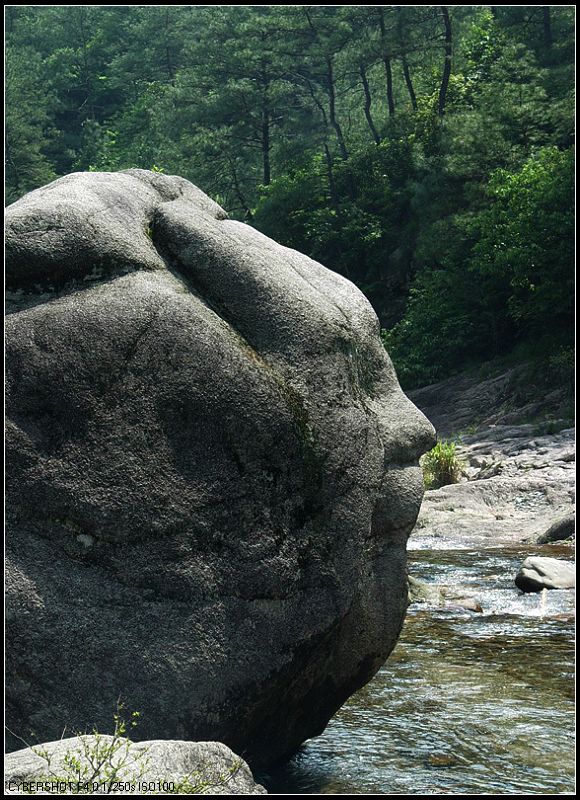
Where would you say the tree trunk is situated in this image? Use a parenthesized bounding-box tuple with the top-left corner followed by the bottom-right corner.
(5, 132, 20, 195)
(378, 9, 395, 116)
(259, 69, 272, 186)
(384, 56, 395, 116)
(326, 58, 349, 160)
(76, 7, 95, 120)
(164, 8, 175, 80)
(401, 57, 417, 110)
(304, 75, 351, 199)
(303, 8, 348, 160)
(396, 7, 418, 110)
(323, 143, 338, 207)
(437, 7, 452, 117)
(359, 64, 381, 144)
(230, 159, 253, 220)
(261, 107, 271, 185)
(6, 5, 15, 32)
(542, 7, 553, 52)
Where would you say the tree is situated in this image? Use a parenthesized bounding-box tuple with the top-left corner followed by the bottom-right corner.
(5, 4, 575, 392)
(395, 6, 418, 111)
(437, 7, 453, 116)
(5, 46, 58, 201)
(472, 146, 574, 334)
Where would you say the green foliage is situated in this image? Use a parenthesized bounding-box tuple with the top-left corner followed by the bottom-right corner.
(28, 705, 147, 795)
(5, 45, 58, 202)
(382, 267, 483, 388)
(546, 346, 575, 395)
(386, 146, 574, 388)
(421, 441, 464, 490)
(5, 6, 574, 389)
(254, 137, 418, 323)
(472, 147, 574, 331)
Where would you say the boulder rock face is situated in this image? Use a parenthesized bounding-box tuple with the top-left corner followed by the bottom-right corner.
(535, 512, 575, 544)
(515, 557, 575, 592)
(5, 170, 435, 766)
(4, 736, 266, 795)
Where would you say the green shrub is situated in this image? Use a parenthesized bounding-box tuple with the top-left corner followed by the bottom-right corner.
(547, 345, 575, 394)
(421, 440, 464, 489)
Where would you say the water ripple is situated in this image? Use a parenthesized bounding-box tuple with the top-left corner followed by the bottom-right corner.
(260, 545, 575, 794)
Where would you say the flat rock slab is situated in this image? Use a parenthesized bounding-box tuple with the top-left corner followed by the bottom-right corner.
(407, 575, 446, 606)
(409, 365, 572, 439)
(4, 736, 266, 794)
(515, 556, 575, 592)
(411, 425, 575, 550)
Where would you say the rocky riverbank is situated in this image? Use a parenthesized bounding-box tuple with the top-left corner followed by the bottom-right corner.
(259, 363, 575, 794)
(413, 422, 574, 550)
(408, 361, 575, 593)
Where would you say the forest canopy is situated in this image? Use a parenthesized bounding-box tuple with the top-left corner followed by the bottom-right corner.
(5, 5, 575, 388)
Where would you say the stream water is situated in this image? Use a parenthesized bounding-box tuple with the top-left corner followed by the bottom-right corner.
(260, 541, 575, 795)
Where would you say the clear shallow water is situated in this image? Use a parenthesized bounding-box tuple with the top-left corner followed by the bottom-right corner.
(259, 544, 575, 795)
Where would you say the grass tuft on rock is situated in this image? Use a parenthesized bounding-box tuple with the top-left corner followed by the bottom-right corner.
(421, 440, 463, 490)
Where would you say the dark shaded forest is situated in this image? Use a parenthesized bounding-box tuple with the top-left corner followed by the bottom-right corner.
(5, 5, 575, 389)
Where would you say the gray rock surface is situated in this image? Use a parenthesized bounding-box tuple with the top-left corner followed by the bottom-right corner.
(443, 598, 483, 613)
(4, 736, 266, 794)
(410, 365, 573, 439)
(534, 512, 575, 544)
(5, 170, 435, 766)
(409, 366, 575, 551)
(515, 556, 575, 593)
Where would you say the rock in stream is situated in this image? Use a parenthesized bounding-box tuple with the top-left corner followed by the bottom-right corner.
(515, 556, 575, 592)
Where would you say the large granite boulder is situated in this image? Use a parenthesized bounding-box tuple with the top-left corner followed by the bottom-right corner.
(4, 736, 266, 794)
(5, 170, 435, 766)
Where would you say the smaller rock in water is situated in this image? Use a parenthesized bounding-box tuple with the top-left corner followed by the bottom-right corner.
(4, 736, 266, 795)
(407, 576, 446, 606)
(535, 512, 575, 544)
(444, 597, 483, 613)
(515, 556, 575, 593)
(427, 753, 458, 768)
